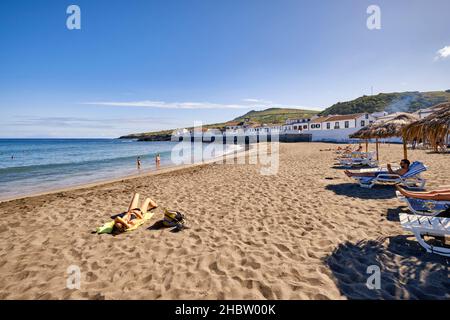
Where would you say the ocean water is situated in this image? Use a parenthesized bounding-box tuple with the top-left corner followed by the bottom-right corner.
(0, 139, 238, 200)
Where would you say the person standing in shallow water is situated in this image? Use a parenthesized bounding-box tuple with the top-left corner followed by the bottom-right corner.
(155, 153, 161, 169)
(136, 156, 141, 170)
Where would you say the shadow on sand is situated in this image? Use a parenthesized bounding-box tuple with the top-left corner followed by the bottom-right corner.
(326, 183, 397, 200)
(324, 236, 449, 299)
(385, 206, 409, 222)
(147, 220, 183, 233)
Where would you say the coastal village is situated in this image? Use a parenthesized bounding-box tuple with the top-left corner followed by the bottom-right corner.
(173, 104, 440, 143)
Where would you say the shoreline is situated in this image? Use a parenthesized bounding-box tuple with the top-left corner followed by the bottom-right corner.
(0, 142, 448, 299)
(0, 140, 419, 203)
(0, 143, 249, 203)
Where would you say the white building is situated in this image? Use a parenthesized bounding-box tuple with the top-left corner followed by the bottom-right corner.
(375, 112, 409, 123)
(282, 118, 310, 133)
(416, 105, 444, 119)
(173, 128, 190, 136)
(222, 111, 393, 142)
(303, 113, 378, 142)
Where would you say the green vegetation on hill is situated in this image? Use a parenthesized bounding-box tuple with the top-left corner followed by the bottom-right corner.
(320, 91, 450, 116)
(119, 122, 228, 140)
(232, 108, 319, 125)
(120, 107, 318, 140)
(120, 90, 450, 140)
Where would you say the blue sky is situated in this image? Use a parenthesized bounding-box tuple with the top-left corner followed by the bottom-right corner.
(0, 0, 449, 138)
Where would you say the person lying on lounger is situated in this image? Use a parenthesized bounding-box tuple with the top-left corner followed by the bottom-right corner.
(337, 145, 363, 157)
(335, 145, 352, 152)
(396, 186, 450, 201)
(323, 145, 353, 152)
(114, 193, 158, 232)
(344, 159, 410, 178)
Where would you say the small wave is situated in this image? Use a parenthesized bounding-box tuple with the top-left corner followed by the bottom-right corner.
(0, 153, 159, 175)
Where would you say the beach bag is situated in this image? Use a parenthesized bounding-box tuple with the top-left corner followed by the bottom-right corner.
(163, 209, 187, 230)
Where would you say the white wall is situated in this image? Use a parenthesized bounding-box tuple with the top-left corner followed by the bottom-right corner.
(308, 128, 361, 142)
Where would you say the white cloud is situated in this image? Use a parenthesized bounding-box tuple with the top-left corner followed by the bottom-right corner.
(242, 98, 273, 104)
(83, 100, 251, 109)
(0, 116, 189, 138)
(83, 99, 323, 111)
(435, 45, 450, 60)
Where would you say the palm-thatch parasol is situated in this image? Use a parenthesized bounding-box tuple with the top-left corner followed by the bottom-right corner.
(403, 102, 450, 152)
(350, 113, 419, 160)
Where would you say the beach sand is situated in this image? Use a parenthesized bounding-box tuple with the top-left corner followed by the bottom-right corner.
(0, 142, 448, 300)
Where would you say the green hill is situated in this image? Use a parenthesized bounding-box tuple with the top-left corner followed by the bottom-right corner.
(232, 108, 318, 125)
(320, 90, 450, 116)
(120, 90, 450, 140)
(119, 107, 318, 140)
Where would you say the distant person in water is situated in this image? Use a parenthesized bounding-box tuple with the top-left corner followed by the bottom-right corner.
(155, 153, 161, 169)
(137, 156, 141, 169)
(344, 159, 410, 178)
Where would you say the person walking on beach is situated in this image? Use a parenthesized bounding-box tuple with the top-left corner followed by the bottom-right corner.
(136, 156, 141, 169)
(155, 153, 160, 169)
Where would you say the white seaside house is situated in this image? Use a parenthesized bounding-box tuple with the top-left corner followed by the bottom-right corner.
(173, 128, 190, 136)
(375, 112, 409, 123)
(221, 112, 397, 142)
(302, 113, 379, 142)
(417, 109, 433, 119)
(371, 111, 389, 119)
(282, 118, 311, 133)
(225, 122, 244, 131)
(416, 104, 446, 119)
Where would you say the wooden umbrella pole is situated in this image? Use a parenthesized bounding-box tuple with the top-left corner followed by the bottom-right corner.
(403, 141, 408, 160)
(376, 138, 379, 161)
(365, 140, 368, 153)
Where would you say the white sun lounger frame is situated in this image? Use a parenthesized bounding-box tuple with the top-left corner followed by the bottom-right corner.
(399, 213, 450, 257)
(339, 152, 378, 168)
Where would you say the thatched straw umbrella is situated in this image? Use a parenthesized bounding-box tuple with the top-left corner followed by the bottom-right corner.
(403, 103, 450, 152)
(350, 113, 419, 160)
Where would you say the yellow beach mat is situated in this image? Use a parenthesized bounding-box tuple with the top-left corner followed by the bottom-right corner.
(95, 210, 155, 234)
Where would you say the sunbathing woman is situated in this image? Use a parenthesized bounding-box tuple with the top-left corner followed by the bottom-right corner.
(337, 145, 364, 159)
(396, 186, 450, 201)
(344, 159, 410, 178)
(114, 193, 158, 232)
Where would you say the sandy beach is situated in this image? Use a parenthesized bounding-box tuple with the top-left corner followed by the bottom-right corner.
(0, 142, 448, 300)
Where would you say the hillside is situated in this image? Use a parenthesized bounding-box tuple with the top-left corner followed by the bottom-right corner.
(120, 90, 450, 140)
(320, 90, 450, 116)
(232, 108, 318, 125)
(119, 107, 318, 140)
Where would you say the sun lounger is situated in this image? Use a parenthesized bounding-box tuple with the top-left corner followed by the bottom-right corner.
(399, 213, 450, 257)
(338, 151, 372, 160)
(339, 151, 378, 168)
(354, 161, 427, 189)
(396, 191, 450, 216)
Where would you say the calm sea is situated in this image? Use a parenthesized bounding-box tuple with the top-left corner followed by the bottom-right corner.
(0, 139, 238, 200)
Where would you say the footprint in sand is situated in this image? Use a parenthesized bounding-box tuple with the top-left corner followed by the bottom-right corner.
(209, 261, 226, 276)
